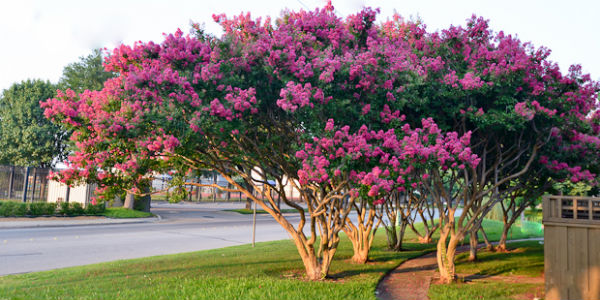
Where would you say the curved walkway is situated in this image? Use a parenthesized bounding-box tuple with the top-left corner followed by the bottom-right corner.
(376, 238, 543, 300)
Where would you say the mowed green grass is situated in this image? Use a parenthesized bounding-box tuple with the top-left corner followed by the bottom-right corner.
(0, 234, 433, 300)
(0, 219, 543, 300)
(103, 207, 154, 218)
(429, 241, 545, 300)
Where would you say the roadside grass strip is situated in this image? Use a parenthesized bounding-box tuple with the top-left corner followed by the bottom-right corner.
(0, 220, 542, 300)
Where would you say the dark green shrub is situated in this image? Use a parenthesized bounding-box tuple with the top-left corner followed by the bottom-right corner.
(70, 202, 85, 215)
(44, 203, 57, 215)
(28, 202, 45, 216)
(0, 201, 27, 217)
(28, 202, 57, 216)
(85, 203, 105, 215)
(0, 201, 10, 217)
(59, 202, 72, 216)
(13, 202, 27, 216)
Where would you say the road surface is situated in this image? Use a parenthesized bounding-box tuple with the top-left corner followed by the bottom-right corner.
(0, 203, 299, 276)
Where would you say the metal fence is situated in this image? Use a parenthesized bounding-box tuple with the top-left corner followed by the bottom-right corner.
(151, 172, 303, 203)
(0, 165, 50, 202)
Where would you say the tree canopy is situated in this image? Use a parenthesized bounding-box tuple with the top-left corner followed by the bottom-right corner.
(59, 48, 115, 93)
(43, 4, 599, 281)
(0, 79, 68, 167)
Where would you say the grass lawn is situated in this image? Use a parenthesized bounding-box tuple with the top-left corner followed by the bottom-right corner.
(102, 207, 154, 219)
(0, 234, 433, 300)
(428, 241, 545, 300)
(0, 219, 543, 300)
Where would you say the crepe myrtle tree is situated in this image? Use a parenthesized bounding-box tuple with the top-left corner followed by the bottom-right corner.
(314, 118, 479, 263)
(380, 14, 600, 269)
(41, 5, 436, 280)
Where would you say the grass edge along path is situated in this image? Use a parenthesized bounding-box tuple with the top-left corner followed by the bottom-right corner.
(0, 219, 542, 300)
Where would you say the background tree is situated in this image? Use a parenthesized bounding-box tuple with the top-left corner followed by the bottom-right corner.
(0, 79, 68, 167)
(59, 49, 115, 93)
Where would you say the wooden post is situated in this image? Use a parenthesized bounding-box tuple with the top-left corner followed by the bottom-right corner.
(590, 198, 594, 221)
(252, 199, 257, 247)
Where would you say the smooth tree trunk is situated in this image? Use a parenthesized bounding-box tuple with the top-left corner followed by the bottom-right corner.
(383, 214, 408, 251)
(479, 226, 494, 251)
(136, 194, 151, 212)
(384, 222, 398, 250)
(468, 229, 478, 261)
(497, 205, 528, 252)
(436, 224, 463, 283)
(124, 193, 135, 210)
(395, 221, 408, 250)
(497, 222, 511, 252)
(113, 195, 123, 207)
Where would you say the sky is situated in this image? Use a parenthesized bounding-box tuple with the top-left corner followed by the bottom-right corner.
(1, 0, 599, 92)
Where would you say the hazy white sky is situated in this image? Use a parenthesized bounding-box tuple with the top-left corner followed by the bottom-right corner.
(1, 0, 598, 92)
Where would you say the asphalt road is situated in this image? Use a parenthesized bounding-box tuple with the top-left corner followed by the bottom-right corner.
(0, 203, 300, 276)
(0, 202, 458, 276)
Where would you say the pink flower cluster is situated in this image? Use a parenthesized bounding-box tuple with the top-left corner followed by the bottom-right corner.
(515, 102, 535, 120)
(540, 156, 595, 183)
(40, 4, 599, 199)
(277, 81, 318, 112)
(297, 118, 480, 204)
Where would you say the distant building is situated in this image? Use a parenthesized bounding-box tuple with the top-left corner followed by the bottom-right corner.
(46, 180, 96, 206)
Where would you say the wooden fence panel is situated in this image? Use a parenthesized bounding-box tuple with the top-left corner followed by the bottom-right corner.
(544, 196, 600, 300)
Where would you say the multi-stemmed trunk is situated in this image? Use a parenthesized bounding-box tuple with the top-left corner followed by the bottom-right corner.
(407, 199, 439, 244)
(210, 171, 353, 281)
(343, 199, 381, 263)
(436, 223, 464, 283)
(497, 193, 530, 252)
(379, 191, 434, 251)
(497, 210, 526, 252)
